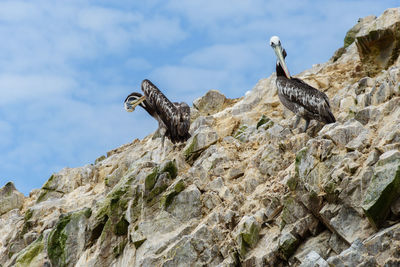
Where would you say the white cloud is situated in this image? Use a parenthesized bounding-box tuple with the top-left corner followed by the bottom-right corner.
(77, 7, 140, 31)
(125, 57, 152, 71)
(131, 16, 187, 46)
(0, 1, 40, 22)
(0, 121, 13, 148)
(166, 0, 266, 27)
(182, 42, 266, 71)
(0, 74, 75, 104)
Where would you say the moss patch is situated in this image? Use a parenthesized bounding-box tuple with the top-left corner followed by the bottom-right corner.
(286, 176, 298, 191)
(279, 233, 299, 261)
(281, 196, 296, 227)
(114, 218, 129, 236)
(113, 239, 128, 257)
(256, 115, 271, 129)
(241, 223, 259, 248)
(147, 179, 169, 202)
(15, 235, 44, 266)
(47, 214, 72, 266)
(95, 155, 106, 165)
(161, 160, 178, 179)
(47, 208, 91, 267)
(36, 190, 48, 203)
(145, 167, 159, 191)
(331, 47, 347, 62)
(37, 173, 64, 203)
(183, 135, 198, 163)
(20, 209, 35, 237)
(233, 125, 248, 141)
(237, 218, 261, 257)
(324, 181, 339, 203)
(133, 237, 147, 249)
(161, 180, 186, 209)
(42, 174, 56, 190)
(24, 209, 33, 221)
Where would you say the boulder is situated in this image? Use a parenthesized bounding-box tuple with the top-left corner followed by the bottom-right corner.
(362, 150, 400, 228)
(193, 90, 227, 115)
(234, 216, 261, 257)
(355, 8, 400, 76)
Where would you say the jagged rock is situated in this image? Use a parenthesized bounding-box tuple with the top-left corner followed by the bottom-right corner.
(362, 150, 400, 228)
(326, 240, 373, 266)
(298, 251, 329, 267)
(294, 139, 336, 196)
(356, 77, 374, 95)
(365, 148, 382, 166)
(37, 165, 94, 203)
(339, 95, 357, 114)
(183, 126, 218, 164)
(130, 229, 146, 249)
(190, 115, 215, 134)
(320, 119, 366, 147)
(327, 222, 400, 266)
(319, 204, 374, 244)
(166, 184, 201, 221)
(328, 232, 349, 255)
(160, 178, 186, 209)
(345, 129, 369, 151)
(231, 81, 264, 116)
(233, 124, 256, 142)
(291, 231, 331, 265)
(343, 15, 377, 48)
(0, 182, 24, 216)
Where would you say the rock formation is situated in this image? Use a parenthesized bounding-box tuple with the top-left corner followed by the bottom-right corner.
(1, 7, 400, 267)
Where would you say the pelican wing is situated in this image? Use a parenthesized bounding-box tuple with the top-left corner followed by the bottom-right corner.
(277, 77, 335, 123)
(141, 79, 191, 142)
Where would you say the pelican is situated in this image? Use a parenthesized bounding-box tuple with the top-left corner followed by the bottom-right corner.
(269, 36, 335, 132)
(124, 79, 191, 150)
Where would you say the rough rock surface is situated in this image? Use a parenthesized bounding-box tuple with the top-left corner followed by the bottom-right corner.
(1, 7, 400, 267)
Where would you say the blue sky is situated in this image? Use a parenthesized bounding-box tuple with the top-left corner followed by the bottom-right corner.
(0, 1, 397, 195)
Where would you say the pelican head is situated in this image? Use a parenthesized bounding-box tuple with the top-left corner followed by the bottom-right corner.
(270, 36, 291, 78)
(124, 92, 146, 112)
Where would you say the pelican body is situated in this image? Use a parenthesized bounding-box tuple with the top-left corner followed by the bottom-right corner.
(124, 79, 191, 148)
(270, 36, 335, 132)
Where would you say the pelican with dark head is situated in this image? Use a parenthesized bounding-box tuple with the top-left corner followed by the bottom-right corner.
(269, 36, 335, 132)
(124, 79, 191, 152)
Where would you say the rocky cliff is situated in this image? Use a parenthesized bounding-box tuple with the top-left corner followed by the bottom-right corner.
(1, 7, 400, 267)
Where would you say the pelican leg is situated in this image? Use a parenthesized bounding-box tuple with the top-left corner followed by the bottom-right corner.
(161, 134, 165, 151)
(293, 115, 301, 129)
(159, 127, 167, 159)
(303, 119, 310, 132)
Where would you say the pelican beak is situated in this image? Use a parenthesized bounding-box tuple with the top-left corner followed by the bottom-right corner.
(125, 95, 146, 112)
(272, 44, 291, 79)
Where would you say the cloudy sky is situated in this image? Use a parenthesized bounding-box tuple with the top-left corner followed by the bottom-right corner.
(0, 1, 397, 195)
